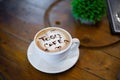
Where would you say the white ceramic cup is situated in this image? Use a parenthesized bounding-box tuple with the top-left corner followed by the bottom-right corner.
(34, 27, 80, 64)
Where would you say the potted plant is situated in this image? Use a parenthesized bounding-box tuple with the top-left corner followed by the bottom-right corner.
(71, 0, 106, 24)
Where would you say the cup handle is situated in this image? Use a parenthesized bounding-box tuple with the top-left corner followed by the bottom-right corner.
(70, 38, 80, 50)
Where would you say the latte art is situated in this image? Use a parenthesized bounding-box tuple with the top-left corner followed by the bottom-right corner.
(35, 28, 71, 53)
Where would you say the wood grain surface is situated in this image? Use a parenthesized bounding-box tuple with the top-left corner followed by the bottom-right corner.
(0, 0, 120, 80)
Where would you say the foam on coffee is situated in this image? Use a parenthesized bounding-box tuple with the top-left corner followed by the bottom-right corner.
(35, 27, 71, 53)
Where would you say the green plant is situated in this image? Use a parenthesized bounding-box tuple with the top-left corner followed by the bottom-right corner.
(71, 0, 106, 24)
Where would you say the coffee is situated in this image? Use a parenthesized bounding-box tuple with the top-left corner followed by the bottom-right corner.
(35, 27, 71, 53)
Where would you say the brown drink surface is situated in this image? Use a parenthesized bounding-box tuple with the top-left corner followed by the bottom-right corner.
(35, 27, 71, 53)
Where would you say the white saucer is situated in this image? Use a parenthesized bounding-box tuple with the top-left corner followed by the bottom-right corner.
(27, 41, 80, 74)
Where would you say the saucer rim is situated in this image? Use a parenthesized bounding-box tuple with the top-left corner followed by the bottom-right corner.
(27, 41, 80, 74)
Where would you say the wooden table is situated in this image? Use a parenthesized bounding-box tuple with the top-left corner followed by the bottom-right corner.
(0, 0, 120, 80)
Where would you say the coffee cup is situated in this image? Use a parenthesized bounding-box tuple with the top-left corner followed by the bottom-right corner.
(34, 27, 80, 64)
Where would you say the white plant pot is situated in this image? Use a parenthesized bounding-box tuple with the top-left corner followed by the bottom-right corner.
(79, 18, 95, 25)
